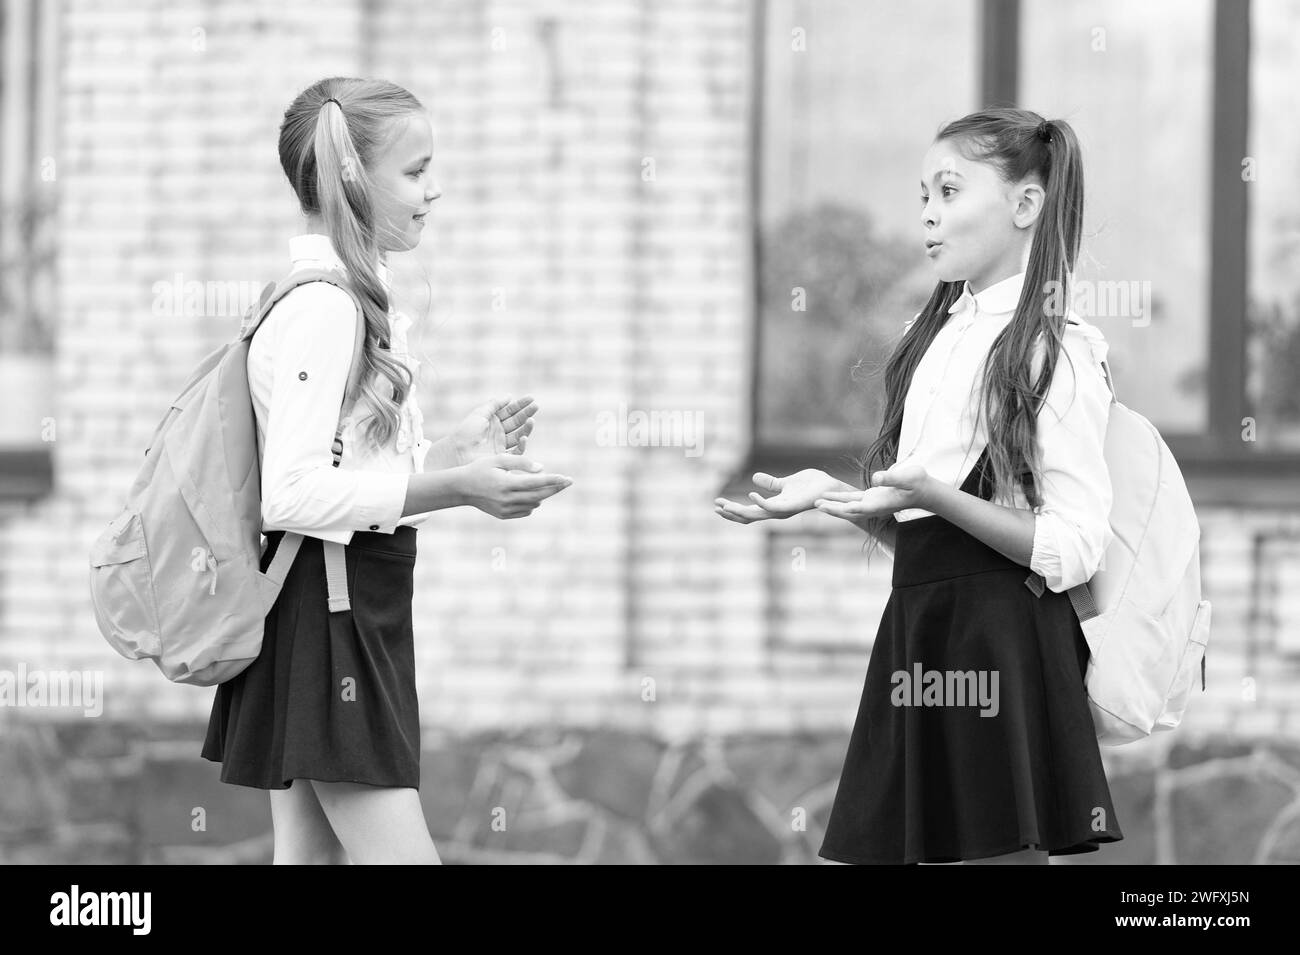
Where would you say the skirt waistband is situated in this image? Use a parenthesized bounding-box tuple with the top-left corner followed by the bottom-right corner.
(892, 514, 1024, 589)
(265, 524, 417, 557)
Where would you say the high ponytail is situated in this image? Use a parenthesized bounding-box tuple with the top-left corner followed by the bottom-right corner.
(854, 107, 1087, 569)
(278, 77, 425, 455)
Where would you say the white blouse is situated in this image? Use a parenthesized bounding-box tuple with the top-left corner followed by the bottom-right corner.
(885, 270, 1114, 594)
(247, 233, 434, 545)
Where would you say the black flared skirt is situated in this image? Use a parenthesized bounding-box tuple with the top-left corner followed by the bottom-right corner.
(818, 448, 1123, 864)
(201, 525, 421, 791)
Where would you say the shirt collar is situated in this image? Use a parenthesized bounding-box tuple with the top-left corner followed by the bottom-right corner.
(948, 270, 1026, 316)
(289, 233, 394, 292)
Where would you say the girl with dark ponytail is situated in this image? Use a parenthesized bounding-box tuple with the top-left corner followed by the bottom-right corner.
(717, 107, 1122, 864)
(201, 77, 572, 863)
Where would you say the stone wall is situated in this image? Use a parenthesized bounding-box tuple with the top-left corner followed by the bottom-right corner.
(4, 716, 1300, 864)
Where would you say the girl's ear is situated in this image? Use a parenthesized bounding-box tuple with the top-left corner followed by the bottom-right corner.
(1011, 180, 1046, 231)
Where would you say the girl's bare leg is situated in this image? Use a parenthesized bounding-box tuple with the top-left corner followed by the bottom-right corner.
(309, 780, 442, 865)
(269, 780, 345, 865)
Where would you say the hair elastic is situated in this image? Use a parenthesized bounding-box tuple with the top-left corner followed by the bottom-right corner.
(1036, 120, 1053, 143)
(322, 97, 342, 111)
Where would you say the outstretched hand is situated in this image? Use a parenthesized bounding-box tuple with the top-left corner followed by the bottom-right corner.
(714, 469, 849, 524)
(812, 461, 932, 523)
(459, 452, 572, 520)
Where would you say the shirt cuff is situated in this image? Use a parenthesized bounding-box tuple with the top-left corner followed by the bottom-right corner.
(1029, 512, 1063, 591)
(303, 471, 410, 545)
(1030, 510, 1108, 593)
(355, 471, 411, 534)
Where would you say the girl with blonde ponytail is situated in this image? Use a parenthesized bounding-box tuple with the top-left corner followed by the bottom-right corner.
(718, 107, 1123, 865)
(202, 77, 573, 864)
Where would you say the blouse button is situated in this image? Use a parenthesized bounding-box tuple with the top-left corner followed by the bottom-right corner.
(369, 524, 379, 530)
(298, 371, 308, 380)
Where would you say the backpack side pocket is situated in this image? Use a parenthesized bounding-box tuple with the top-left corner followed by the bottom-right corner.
(1155, 598, 1212, 733)
(89, 507, 162, 661)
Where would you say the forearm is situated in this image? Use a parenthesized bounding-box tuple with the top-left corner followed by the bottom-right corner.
(920, 477, 1035, 567)
(423, 435, 464, 471)
(400, 467, 469, 517)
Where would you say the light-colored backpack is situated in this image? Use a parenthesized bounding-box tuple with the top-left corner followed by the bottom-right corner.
(88, 266, 369, 686)
(1024, 320, 1213, 745)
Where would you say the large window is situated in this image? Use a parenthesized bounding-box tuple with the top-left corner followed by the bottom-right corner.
(742, 0, 1300, 504)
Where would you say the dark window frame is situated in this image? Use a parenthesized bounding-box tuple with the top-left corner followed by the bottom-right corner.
(728, 0, 1300, 508)
(0, 0, 58, 504)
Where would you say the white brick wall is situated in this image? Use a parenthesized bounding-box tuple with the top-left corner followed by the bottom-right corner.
(0, 0, 1288, 747)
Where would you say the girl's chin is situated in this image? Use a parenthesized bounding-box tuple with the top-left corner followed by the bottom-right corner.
(929, 262, 963, 283)
(383, 227, 422, 252)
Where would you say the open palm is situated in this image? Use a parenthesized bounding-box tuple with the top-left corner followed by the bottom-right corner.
(714, 469, 848, 524)
(814, 461, 931, 521)
(452, 395, 538, 465)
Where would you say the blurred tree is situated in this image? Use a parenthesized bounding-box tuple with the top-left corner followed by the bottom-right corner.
(1250, 291, 1300, 429)
(758, 202, 920, 446)
(0, 192, 57, 354)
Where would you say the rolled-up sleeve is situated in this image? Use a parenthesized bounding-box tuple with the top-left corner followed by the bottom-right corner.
(1028, 326, 1114, 593)
(260, 283, 410, 545)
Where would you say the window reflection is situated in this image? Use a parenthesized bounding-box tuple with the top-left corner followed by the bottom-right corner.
(1022, 0, 1214, 435)
(1247, 0, 1300, 450)
(758, 0, 976, 446)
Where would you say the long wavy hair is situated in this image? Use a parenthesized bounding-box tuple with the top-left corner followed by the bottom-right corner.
(855, 106, 1085, 568)
(277, 77, 425, 454)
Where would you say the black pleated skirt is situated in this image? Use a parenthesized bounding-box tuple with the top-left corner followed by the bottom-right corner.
(201, 525, 421, 791)
(818, 447, 1123, 864)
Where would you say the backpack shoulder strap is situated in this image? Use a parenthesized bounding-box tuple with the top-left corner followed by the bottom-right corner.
(241, 266, 369, 464)
(243, 267, 370, 615)
(1065, 315, 1118, 404)
(1098, 358, 1117, 403)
